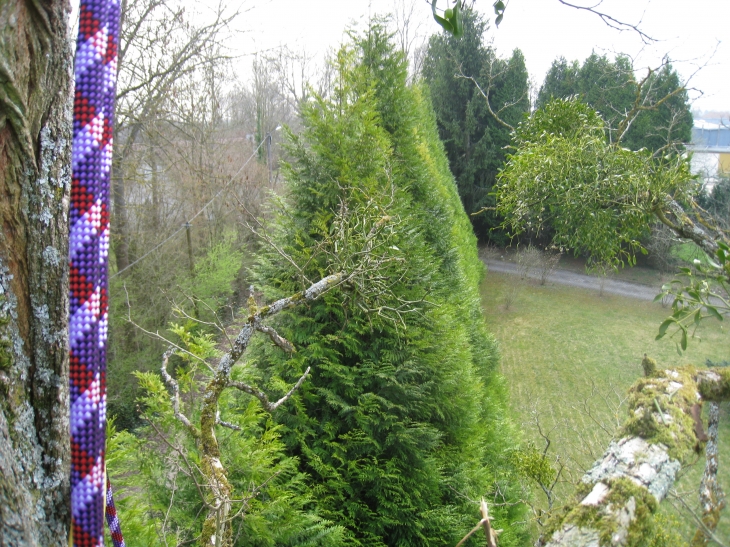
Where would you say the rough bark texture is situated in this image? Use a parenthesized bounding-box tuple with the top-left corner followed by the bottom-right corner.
(691, 401, 726, 546)
(0, 0, 73, 544)
(540, 366, 730, 547)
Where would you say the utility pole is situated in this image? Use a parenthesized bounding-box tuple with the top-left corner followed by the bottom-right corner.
(266, 132, 272, 184)
(184, 222, 200, 318)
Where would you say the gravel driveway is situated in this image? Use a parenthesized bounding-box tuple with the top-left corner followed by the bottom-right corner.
(483, 260, 662, 301)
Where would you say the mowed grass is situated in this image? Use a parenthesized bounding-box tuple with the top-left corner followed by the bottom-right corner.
(480, 271, 730, 543)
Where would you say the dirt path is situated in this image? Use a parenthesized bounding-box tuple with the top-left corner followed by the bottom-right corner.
(483, 260, 662, 301)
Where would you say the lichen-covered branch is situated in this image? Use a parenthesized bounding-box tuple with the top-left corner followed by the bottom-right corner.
(229, 368, 311, 413)
(160, 347, 199, 438)
(691, 401, 726, 546)
(215, 272, 343, 377)
(654, 197, 723, 258)
(256, 325, 295, 353)
(540, 365, 730, 547)
(176, 272, 343, 547)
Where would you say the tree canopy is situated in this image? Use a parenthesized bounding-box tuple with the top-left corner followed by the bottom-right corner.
(497, 97, 695, 269)
(537, 53, 693, 153)
(246, 22, 526, 546)
(422, 7, 529, 243)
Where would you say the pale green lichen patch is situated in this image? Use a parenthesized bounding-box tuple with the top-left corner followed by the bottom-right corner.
(621, 368, 699, 463)
(697, 368, 730, 402)
(545, 478, 657, 547)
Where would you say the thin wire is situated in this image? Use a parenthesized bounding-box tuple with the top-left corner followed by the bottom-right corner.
(110, 137, 267, 280)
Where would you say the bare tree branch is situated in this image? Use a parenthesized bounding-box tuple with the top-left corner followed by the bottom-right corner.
(455, 499, 502, 547)
(671, 490, 730, 547)
(160, 347, 199, 438)
(255, 324, 295, 354)
(229, 367, 311, 413)
(556, 0, 655, 44)
(654, 197, 723, 257)
(454, 63, 518, 131)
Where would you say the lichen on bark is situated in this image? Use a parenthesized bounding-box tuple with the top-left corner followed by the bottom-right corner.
(541, 363, 730, 547)
(0, 0, 73, 543)
(544, 477, 658, 547)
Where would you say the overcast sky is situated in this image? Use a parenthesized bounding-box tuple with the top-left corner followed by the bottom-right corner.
(231, 0, 728, 113)
(69, 0, 728, 112)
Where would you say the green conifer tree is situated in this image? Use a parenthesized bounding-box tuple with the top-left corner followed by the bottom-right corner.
(422, 8, 529, 243)
(247, 22, 526, 547)
(537, 53, 692, 152)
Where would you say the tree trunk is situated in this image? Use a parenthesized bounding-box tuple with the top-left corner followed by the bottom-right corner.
(112, 157, 131, 272)
(0, 0, 73, 545)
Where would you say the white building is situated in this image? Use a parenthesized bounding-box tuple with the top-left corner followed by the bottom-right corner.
(688, 119, 730, 189)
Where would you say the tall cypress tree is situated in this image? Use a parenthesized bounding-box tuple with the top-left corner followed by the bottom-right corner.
(422, 8, 529, 243)
(247, 23, 525, 547)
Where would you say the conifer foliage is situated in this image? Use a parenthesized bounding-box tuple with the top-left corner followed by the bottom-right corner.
(537, 54, 692, 153)
(249, 23, 525, 547)
(422, 8, 529, 243)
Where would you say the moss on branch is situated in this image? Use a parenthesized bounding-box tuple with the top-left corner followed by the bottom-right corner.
(542, 362, 730, 547)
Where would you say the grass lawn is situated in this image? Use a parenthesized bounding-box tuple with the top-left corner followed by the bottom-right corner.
(672, 241, 713, 266)
(480, 271, 730, 543)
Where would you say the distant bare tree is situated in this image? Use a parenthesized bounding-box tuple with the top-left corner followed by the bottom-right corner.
(392, 0, 429, 81)
(113, 0, 237, 271)
(263, 46, 334, 116)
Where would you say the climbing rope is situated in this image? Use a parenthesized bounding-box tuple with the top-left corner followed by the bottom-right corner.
(70, 0, 122, 544)
(105, 478, 126, 547)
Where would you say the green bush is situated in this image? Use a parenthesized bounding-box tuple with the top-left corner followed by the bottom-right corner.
(105, 327, 346, 547)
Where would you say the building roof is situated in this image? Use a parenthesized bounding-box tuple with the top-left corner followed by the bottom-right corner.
(692, 118, 730, 148)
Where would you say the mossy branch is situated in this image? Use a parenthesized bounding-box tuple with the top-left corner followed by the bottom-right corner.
(171, 273, 342, 547)
(691, 401, 726, 546)
(228, 368, 311, 413)
(541, 364, 730, 547)
(654, 197, 722, 258)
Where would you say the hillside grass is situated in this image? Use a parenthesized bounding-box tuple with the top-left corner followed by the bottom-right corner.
(479, 271, 730, 543)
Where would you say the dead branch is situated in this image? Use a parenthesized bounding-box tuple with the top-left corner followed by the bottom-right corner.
(215, 416, 242, 432)
(654, 197, 723, 257)
(556, 1, 655, 44)
(256, 325, 295, 354)
(671, 491, 729, 547)
(455, 499, 502, 547)
(454, 63, 517, 132)
(125, 284, 214, 371)
(148, 420, 210, 508)
(228, 367, 311, 413)
(160, 347, 199, 438)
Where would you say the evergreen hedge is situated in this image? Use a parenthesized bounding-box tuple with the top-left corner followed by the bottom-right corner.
(248, 23, 526, 547)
